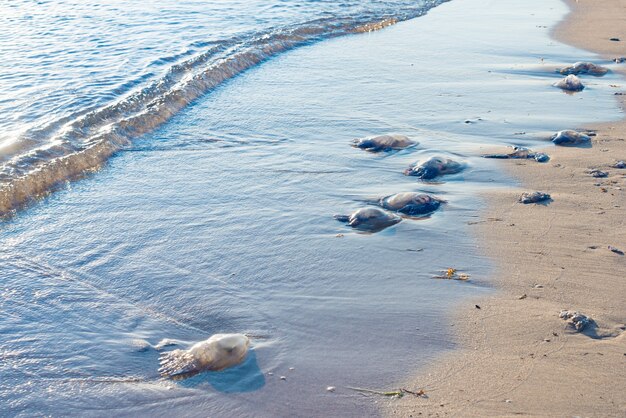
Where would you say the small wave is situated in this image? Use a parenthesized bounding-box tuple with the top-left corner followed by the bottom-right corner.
(0, 1, 446, 218)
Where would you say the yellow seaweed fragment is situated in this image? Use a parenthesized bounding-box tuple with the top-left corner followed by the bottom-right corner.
(432, 268, 470, 281)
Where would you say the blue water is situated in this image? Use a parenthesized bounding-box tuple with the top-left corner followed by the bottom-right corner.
(0, 0, 446, 214)
(0, 0, 437, 140)
(0, 0, 623, 416)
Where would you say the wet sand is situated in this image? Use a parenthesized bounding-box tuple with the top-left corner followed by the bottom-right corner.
(387, 1, 626, 416)
(1, 0, 623, 416)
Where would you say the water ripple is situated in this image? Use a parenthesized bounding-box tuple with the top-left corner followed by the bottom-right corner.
(0, 0, 446, 217)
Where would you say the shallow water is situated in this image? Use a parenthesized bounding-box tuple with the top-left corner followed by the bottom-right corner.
(0, 0, 446, 215)
(0, 0, 623, 416)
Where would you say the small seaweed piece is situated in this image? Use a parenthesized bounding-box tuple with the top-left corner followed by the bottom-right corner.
(401, 388, 427, 397)
(347, 387, 426, 398)
(347, 387, 404, 397)
(432, 268, 470, 281)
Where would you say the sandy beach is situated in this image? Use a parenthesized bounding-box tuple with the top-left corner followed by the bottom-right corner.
(2, 0, 624, 415)
(388, 1, 626, 416)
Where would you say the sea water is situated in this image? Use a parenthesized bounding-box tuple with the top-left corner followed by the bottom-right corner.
(0, 0, 445, 214)
(0, 0, 622, 416)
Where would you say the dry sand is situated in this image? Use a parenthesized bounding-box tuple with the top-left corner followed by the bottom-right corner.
(386, 1, 626, 416)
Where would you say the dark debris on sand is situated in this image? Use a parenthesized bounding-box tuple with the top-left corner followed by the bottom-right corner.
(519, 191, 551, 204)
(587, 169, 608, 178)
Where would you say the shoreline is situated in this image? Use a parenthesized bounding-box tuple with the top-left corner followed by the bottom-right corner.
(388, 0, 626, 416)
(2, 1, 623, 415)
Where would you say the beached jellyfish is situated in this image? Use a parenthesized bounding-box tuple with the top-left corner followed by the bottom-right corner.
(352, 134, 416, 152)
(404, 156, 465, 180)
(551, 130, 591, 146)
(482, 146, 550, 163)
(519, 191, 551, 204)
(159, 333, 250, 380)
(559, 310, 592, 331)
(553, 74, 585, 92)
(379, 192, 444, 216)
(334, 207, 401, 232)
(557, 62, 609, 76)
